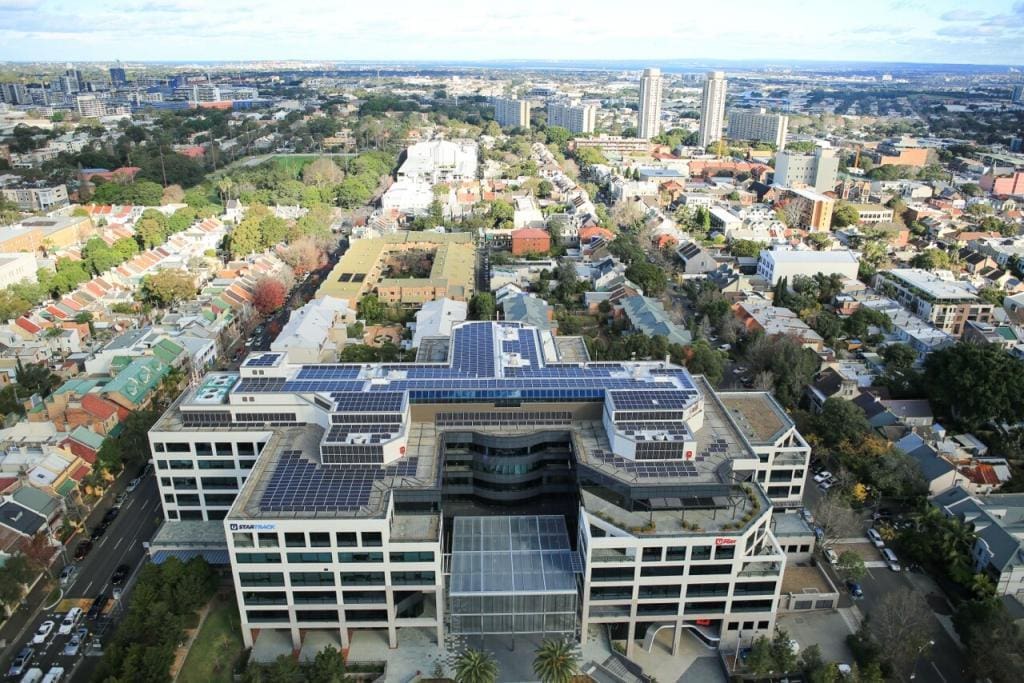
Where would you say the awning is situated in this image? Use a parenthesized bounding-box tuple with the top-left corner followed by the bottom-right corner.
(151, 549, 231, 565)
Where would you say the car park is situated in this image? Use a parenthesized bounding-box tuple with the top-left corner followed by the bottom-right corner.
(59, 564, 77, 586)
(73, 540, 93, 561)
(846, 580, 863, 598)
(31, 621, 54, 645)
(866, 528, 885, 548)
(882, 547, 901, 571)
(58, 607, 82, 635)
(8, 647, 34, 677)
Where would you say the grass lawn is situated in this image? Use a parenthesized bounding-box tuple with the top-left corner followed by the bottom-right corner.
(178, 597, 245, 683)
(271, 154, 319, 174)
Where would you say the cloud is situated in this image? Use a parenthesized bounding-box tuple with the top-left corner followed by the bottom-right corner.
(940, 9, 986, 21)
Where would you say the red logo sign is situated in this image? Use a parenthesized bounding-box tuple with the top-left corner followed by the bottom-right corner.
(715, 537, 737, 546)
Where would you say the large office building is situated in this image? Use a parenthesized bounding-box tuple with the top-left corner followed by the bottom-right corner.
(756, 249, 860, 285)
(727, 108, 788, 149)
(773, 147, 840, 194)
(873, 269, 995, 337)
(396, 140, 478, 185)
(109, 63, 127, 86)
(150, 321, 809, 657)
(637, 68, 663, 140)
(698, 71, 728, 149)
(547, 102, 597, 134)
(493, 97, 531, 129)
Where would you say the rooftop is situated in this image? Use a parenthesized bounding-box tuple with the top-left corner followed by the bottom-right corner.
(881, 269, 978, 302)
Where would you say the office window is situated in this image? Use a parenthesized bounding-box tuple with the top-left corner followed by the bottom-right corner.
(235, 553, 281, 564)
(285, 533, 306, 548)
(233, 532, 254, 548)
(309, 533, 330, 548)
(336, 532, 357, 547)
(239, 572, 284, 587)
(338, 552, 383, 563)
(258, 533, 279, 548)
(195, 443, 213, 456)
(692, 546, 712, 561)
(362, 532, 382, 547)
(290, 572, 334, 587)
(216, 442, 234, 456)
(287, 552, 332, 564)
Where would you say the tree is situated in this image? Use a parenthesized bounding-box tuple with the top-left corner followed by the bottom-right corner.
(253, 278, 287, 316)
(922, 343, 1024, 429)
(532, 639, 579, 683)
(281, 237, 325, 277)
(454, 649, 498, 683)
(120, 410, 159, 467)
(836, 551, 866, 581)
(336, 176, 373, 208)
(358, 294, 385, 324)
(744, 334, 821, 408)
(308, 646, 346, 683)
(162, 184, 185, 204)
(537, 179, 554, 198)
(302, 158, 344, 188)
(96, 438, 123, 475)
(0, 554, 34, 607)
(729, 239, 766, 258)
(229, 215, 264, 257)
(869, 588, 934, 679)
(15, 359, 58, 397)
(812, 494, 861, 550)
(881, 343, 917, 372)
(811, 398, 871, 449)
(469, 293, 496, 321)
(954, 598, 1024, 683)
(832, 202, 860, 228)
(141, 270, 195, 307)
(625, 261, 667, 296)
(910, 249, 952, 271)
(684, 340, 726, 385)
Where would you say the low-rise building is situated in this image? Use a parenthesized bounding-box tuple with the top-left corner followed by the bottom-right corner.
(756, 249, 859, 285)
(874, 269, 995, 337)
(270, 296, 355, 364)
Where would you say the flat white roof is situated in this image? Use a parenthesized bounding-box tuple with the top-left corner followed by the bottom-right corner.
(760, 249, 859, 264)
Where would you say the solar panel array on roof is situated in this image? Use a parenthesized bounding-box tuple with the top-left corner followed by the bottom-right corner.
(591, 449, 699, 478)
(235, 377, 288, 393)
(330, 391, 405, 413)
(609, 389, 695, 411)
(244, 353, 282, 367)
(296, 365, 363, 380)
(259, 451, 418, 512)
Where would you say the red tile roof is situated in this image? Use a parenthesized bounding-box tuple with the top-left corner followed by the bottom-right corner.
(63, 439, 97, 464)
(15, 317, 42, 335)
(81, 393, 120, 421)
(70, 465, 91, 482)
(0, 477, 17, 493)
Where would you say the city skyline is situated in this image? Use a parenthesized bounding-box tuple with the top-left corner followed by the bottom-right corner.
(0, 0, 1023, 65)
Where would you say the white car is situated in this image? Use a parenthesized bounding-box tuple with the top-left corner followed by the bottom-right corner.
(126, 478, 140, 492)
(866, 528, 885, 548)
(31, 621, 54, 645)
(58, 607, 82, 635)
(825, 548, 839, 565)
(813, 471, 833, 484)
(882, 547, 901, 571)
(818, 480, 833, 492)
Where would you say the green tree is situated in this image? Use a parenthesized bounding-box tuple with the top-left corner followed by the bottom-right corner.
(880, 343, 917, 372)
(469, 293, 496, 321)
(15, 359, 58, 397)
(532, 639, 579, 683)
(141, 270, 195, 307)
(836, 550, 867, 581)
(537, 179, 554, 198)
(358, 294, 385, 324)
(624, 261, 667, 296)
(910, 249, 951, 270)
(229, 216, 264, 257)
(812, 398, 871, 449)
(336, 176, 373, 208)
(832, 202, 860, 228)
(120, 410, 159, 467)
(923, 343, 1024, 429)
(0, 554, 34, 607)
(96, 438, 123, 475)
(308, 646, 346, 683)
(454, 648, 498, 683)
(685, 340, 726, 385)
(729, 239, 766, 258)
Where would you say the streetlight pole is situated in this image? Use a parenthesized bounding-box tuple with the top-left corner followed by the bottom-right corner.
(908, 639, 935, 680)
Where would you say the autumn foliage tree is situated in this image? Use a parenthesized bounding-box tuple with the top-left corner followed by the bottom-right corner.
(280, 237, 326, 277)
(253, 278, 287, 316)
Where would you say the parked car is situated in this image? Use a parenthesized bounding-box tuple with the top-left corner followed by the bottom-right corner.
(90, 524, 107, 541)
(115, 492, 127, 507)
(102, 507, 119, 524)
(111, 564, 130, 586)
(42, 666, 65, 683)
(818, 480, 833, 492)
(126, 477, 140, 492)
(866, 528, 885, 548)
(58, 607, 82, 635)
(31, 621, 54, 645)
(73, 540, 93, 561)
(799, 508, 814, 524)
(86, 594, 109, 621)
(59, 564, 77, 586)
(846, 580, 864, 598)
(882, 547, 902, 571)
(813, 471, 833, 484)
(7, 647, 33, 677)
(825, 548, 839, 565)
(62, 631, 83, 656)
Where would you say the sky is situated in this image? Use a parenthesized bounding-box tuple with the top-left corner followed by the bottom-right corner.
(0, 0, 1022, 65)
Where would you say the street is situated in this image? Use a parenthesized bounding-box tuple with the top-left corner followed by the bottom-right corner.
(0, 472, 163, 682)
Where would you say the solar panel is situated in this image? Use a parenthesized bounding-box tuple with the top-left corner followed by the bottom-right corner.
(608, 389, 693, 411)
(244, 353, 282, 367)
(331, 391, 405, 413)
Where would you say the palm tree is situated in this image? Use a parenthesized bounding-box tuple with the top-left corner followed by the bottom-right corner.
(454, 648, 498, 683)
(533, 638, 579, 683)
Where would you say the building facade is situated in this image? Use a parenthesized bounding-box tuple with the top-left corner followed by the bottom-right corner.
(150, 321, 810, 656)
(638, 68, 663, 140)
(547, 102, 597, 134)
(773, 148, 839, 194)
(756, 249, 860, 285)
(874, 269, 995, 337)
(0, 184, 69, 212)
(698, 72, 728, 149)
(493, 98, 531, 129)
(726, 108, 787, 149)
